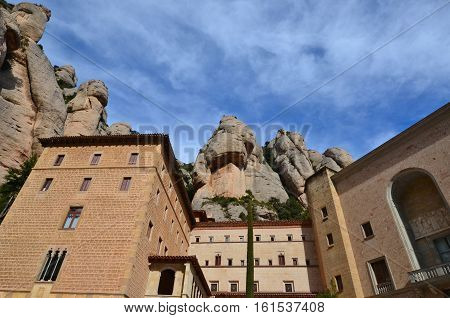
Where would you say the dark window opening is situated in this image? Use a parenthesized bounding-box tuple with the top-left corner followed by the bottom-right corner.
(284, 282, 294, 292)
(157, 269, 175, 295)
(41, 178, 53, 192)
(278, 254, 285, 266)
(195, 237, 200, 243)
(210, 282, 218, 292)
(120, 177, 131, 191)
(54, 155, 65, 166)
(147, 221, 153, 239)
(90, 154, 101, 165)
(335, 275, 343, 292)
(230, 282, 238, 292)
(293, 258, 298, 266)
(228, 259, 233, 266)
(287, 234, 293, 241)
(321, 207, 328, 219)
(80, 178, 92, 191)
(362, 222, 374, 238)
(215, 254, 221, 266)
(255, 258, 260, 266)
(327, 233, 334, 246)
(39, 249, 67, 282)
(270, 235, 275, 242)
(268, 259, 273, 266)
(205, 260, 209, 266)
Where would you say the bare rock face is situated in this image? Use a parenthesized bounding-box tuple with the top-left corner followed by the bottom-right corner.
(265, 130, 354, 206)
(0, 2, 133, 182)
(107, 122, 132, 135)
(0, 8, 20, 68)
(10, 2, 50, 42)
(192, 116, 288, 221)
(27, 41, 66, 153)
(54, 65, 77, 88)
(323, 147, 353, 168)
(64, 80, 109, 136)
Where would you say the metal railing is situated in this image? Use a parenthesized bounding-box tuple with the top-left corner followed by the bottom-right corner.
(375, 281, 395, 295)
(409, 262, 450, 283)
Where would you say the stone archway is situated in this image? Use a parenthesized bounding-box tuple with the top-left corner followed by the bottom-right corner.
(391, 169, 450, 268)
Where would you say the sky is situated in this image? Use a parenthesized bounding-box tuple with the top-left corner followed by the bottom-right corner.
(13, 0, 450, 163)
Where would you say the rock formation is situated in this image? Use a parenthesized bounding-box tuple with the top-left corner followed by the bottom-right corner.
(192, 115, 289, 221)
(265, 130, 353, 206)
(0, 2, 132, 181)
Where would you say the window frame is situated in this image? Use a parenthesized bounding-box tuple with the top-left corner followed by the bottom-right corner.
(284, 281, 294, 293)
(335, 275, 344, 293)
(62, 207, 82, 230)
(80, 177, 92, 192)
(128, 153, 139, 165)
(41, 178, 53, 192)
(54, 154, 65, 166)
(321, 207, 328, 220)
(230, 281, 239, 293)
(120, 177, 132, 191)
(90, 153, 102, 165)
(326, 233, 334, 247)
(361, 221, 374, 239)
(210, 282, 219, 292)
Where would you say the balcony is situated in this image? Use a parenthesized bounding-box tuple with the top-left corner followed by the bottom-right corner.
(375, 281, 395, 295)
(409, 262, 450, 283)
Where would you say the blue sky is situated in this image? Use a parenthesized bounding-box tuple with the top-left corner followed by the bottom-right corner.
(16, 0, 450, 162)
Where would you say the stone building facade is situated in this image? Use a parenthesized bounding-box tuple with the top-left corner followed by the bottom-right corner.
(0, 134, 203, 297)
(306, 103, 450, 297)
(189, 220, 321, 297)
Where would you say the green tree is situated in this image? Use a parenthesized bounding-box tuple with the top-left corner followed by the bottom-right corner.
(0, 154, 37, 221)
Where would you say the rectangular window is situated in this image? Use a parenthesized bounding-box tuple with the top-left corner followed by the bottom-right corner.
(228, 258, 233, 266)
(41, 178, 53, 191)
(326, 233, 334, 246)
(361, 222, 374, 239)
(209, 236, 214, 243)
(335, 275, 344, 293)
(268, 259, 273, 266)
(215, 254, 221, 266)
(278, 254, 285, 266)
(270, 235, 275, 242)
(434, 235, 450, 263)
(157, 237, 163, 255)
(195, 236, 200, 243)
(287, 234, 293, 241)
(146, 220, 153, 239)
(255, 258, 260, 266)
(240, 260, 245, 266)
(210, 282, 218, 292)
(80, 178, 92, 191)
(284, 282, 294, 293)
(321, 207, 328, 220)
(120, 177, 131, 191)
(129, 153, 139, 165)
(224, 235, 230, 242)
(54, 155, 65, 166)
(292, 258, 298, 266)
(63, 207, 82, 229)
(39, 249, 67, 282)
(90, 153, 101, 165)
(255, 235, 261, 242)
(253, 281, 259, 292)
(301, 234, 306, 241)
(205, 260, 209, 266)
(230, 282, 239, 292)
(239, 236, 244, 242)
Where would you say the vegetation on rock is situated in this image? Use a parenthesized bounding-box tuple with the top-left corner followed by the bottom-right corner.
(0, 155, 38, 223)
(203, 191, 309, 221)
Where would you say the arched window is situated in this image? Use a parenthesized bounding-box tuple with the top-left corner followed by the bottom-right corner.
(391, 169, 449, 268)
(157, 269, 175, 295)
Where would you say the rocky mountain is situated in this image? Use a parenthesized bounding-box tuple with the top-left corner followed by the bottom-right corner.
(0, 2, 132, 181)
(189, 116, 353, 221)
